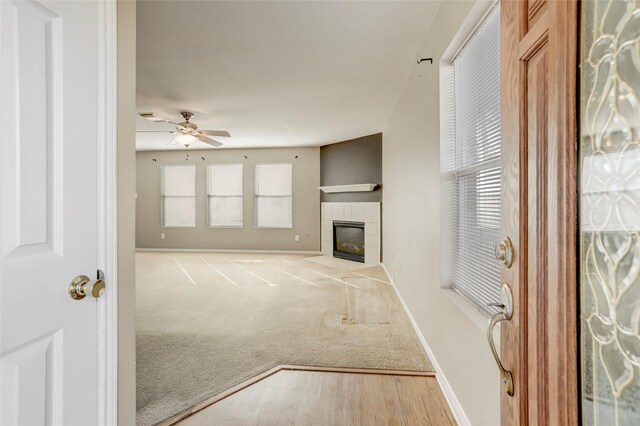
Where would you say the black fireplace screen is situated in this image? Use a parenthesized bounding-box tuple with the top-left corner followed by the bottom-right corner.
(333, 221, 365, 263)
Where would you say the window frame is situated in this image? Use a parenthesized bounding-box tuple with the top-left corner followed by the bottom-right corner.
(160, 164, 197, 228)
(206, 163, 244, 228)
(254, 163, 293, 229)
(439, 1, 502, 315)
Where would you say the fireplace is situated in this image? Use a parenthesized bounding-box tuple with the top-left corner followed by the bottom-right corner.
(333, 221, 365, 263)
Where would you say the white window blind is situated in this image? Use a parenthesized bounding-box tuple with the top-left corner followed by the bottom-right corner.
(207, 164, 243, 227)
(161, 165, 196, 227)
(255, 164, 292, 228)
(442, 4, 502, 313)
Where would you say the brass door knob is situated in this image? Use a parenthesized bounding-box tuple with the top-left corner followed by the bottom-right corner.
(495, 237, 513, 268)
(69, 275, 105, 300)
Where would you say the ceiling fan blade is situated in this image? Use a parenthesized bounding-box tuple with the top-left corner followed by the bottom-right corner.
(139, 112, 171, 123)
(168, 121, 189, 131)
(199, 130, 231, 138)
(136, 130, 176, 133)
(138, 113, 188, 131)
(197, 135, 223, 147)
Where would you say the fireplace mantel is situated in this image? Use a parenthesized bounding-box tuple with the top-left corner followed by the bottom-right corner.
(318, 183, 377, 193)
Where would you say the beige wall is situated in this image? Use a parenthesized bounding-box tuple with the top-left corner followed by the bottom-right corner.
(382, 1, 500, 424)
(136, 147, 321, 251)
(117, 0, 136, 424)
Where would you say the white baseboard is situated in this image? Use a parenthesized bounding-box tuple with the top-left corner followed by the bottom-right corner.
(381, 263, 470, 426)
(136, 248, 323, 255)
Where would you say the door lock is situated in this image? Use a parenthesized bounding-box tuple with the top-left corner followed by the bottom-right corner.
(69, 273, 105, 300)
(495, 237, 514, 268)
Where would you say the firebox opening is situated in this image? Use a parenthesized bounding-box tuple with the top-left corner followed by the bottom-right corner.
(333, 221, 365, 263)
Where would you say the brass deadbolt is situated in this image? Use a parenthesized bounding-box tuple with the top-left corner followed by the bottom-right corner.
(495, 237, 514, 268)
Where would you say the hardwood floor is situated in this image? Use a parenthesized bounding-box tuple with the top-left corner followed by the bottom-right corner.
(176, 368, 456, 426)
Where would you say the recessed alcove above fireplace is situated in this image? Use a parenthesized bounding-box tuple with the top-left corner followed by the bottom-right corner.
(322, 202, 380, 264)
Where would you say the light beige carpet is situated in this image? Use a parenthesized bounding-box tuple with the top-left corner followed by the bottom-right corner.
(136, 253, 432, 426)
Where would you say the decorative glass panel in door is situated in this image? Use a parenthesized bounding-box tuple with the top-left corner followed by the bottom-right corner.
(580, 1, 640, 424)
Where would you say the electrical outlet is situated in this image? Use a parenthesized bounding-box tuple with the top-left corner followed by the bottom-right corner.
(295, 235, 300, 242)
(160, 233, 165, 240)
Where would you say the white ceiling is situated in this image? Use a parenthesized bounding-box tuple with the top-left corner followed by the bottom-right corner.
(136, 0, 441, 150)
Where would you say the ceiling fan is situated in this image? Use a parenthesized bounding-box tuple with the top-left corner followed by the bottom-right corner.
(137, 111, 231, 148)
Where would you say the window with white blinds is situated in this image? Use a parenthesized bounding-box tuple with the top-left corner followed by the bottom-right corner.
(255, 164, 293, 228)
(161, 165, 196, 227)
(442, 4, 502, 313)
(207, 164, 243, 227)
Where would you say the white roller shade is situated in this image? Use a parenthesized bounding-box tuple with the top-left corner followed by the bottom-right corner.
(207, 164, 243, 227)
(255, 164, 293, 228)
(255, 164, 293, 196)
(161, 165, 196, 227)
(162, 165, 195, 196)
(443, 4, 502, 313)
(208, 164, 243, 195)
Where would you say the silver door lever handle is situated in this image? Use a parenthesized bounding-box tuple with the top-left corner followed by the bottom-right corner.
(487, 284, 514, 396)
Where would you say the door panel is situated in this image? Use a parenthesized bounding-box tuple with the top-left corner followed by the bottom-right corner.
(0, 0, 62, 259)
(526, 0, 546, 26)
(525, 40, 550, 425)
(1, 331, 63, 425)
(500, 0, 578, 424)
(0, 0, 101, 424)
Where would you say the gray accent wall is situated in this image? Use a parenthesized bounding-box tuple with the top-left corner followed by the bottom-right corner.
(320, 133, 382, 202)
(136, 147, 320, 251)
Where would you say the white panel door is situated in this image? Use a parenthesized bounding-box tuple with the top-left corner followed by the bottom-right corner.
(1, 0, 103, 425)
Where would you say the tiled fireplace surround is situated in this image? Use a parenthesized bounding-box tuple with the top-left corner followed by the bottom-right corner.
(321, 202, 381, 265)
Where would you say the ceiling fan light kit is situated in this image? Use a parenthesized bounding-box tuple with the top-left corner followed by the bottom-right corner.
(173, 134, 199, 148)
(137, 111, 230, 148)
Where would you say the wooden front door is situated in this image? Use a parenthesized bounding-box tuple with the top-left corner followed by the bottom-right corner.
(499, 0, 579, 424)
